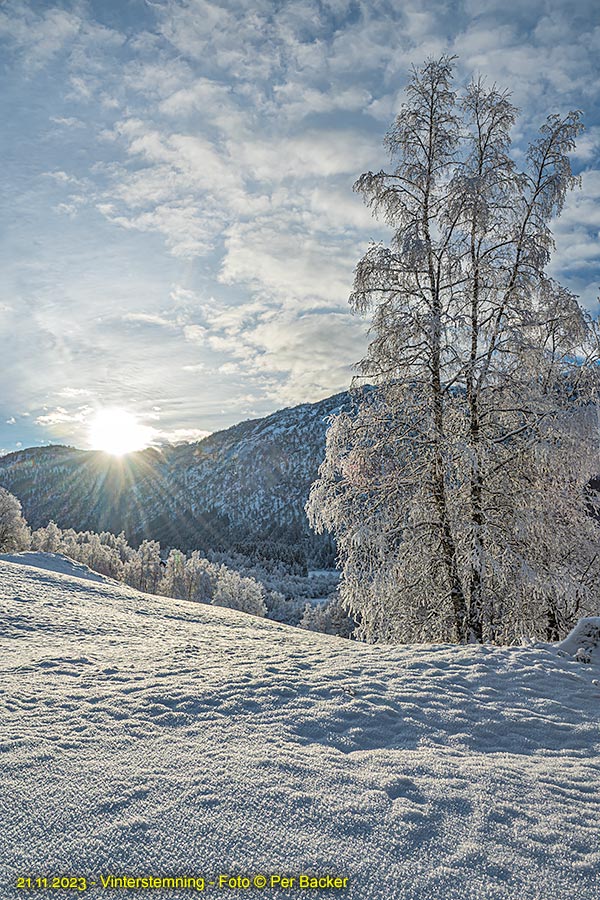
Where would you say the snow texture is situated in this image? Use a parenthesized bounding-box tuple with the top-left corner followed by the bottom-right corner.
(1, 555, 599, 899)
(0, 551, 115, 584)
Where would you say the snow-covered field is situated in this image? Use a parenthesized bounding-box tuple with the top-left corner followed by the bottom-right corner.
(1, 555, 599, 900)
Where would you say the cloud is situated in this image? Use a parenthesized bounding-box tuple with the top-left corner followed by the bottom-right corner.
(219, 216, 361, 307)
(570, 128, 600, 163)
(102, 202, 221, 258)
(58, 388, 92, 398)
(50, 116, 85, 128)
(247, 310, 369, 402)
(1, 0, 599, 451)
(0, 1, 124, 74)
(35, 405, 92, 428)
(120, 312, 178, 328)
(156, 427, 212, 444)
(549, 168, 600, 309)
(234, 129, 378, 182)
(183, 324, 209, 344)
(123, 58, 193, 100)
(272, 82, 373, 120)
(191, 296, 370, 404)
(44, 170, 83, 185)
(94, 118, 250, 256)
(158, 76, 233, 116)
(0, 4, 81, 68)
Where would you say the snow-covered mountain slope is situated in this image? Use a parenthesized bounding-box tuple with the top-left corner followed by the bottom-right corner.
(1, 557, 599, 900)
(0, 393, 351, 565)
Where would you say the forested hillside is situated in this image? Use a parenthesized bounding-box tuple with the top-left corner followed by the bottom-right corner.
(0, 393, 351, 566)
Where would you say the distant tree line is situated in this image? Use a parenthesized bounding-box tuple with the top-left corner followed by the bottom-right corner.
(0, 485, 348, 635)
(29, 520, 267, 617)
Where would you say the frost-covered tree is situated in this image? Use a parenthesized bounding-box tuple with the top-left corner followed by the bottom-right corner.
(0, 488, 30, 551)
(264, 589, 307, 626)
(158, 548, 188, 599)
(159, 549, 218, 602)
(184, 550, 218, 602)
(26, 521, 270, 617)
(79, 533, 110, 577)
(308, 56, 600, 645)
(31, 520, 62, 553)
(299, 593, 356, 639)
(122, 539, 162, 593)
(211, 566, 266, 617)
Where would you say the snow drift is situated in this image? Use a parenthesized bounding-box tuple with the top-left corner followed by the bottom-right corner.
(557, 616, 600, 664)
(1, 556, 599, 899)
(0, 551, 115, 584)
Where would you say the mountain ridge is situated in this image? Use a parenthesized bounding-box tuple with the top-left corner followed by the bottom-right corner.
(0, 391, 353, 565)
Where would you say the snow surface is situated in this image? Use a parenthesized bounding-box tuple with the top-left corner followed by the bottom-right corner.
(1, 556, 599, 900)
(0, 551, 115, 584)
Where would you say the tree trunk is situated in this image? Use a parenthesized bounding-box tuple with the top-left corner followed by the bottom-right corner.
(546, 602, 561, 642)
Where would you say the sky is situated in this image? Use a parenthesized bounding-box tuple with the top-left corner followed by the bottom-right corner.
(1, 0, 599, 454)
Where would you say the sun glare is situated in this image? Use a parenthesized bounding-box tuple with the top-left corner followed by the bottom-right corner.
(89, 408, 153, 456)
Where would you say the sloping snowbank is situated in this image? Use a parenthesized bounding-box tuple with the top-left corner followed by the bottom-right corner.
(1, 558, 599, 900)
(557, 616, 600, 664)
(0, 551, 114, 584)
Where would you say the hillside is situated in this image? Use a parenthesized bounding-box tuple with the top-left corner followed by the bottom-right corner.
(1, 557, 599, 899)
(0, 393, 352, 565)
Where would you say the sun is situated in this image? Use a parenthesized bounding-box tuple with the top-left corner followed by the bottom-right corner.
(89, 408, 153, 456)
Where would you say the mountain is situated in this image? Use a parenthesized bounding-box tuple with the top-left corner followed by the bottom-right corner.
(2, 554, 599, 899)
(0, 392, 353, 566)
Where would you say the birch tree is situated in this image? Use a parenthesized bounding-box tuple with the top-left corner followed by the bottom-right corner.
(307, 56, 600, 644)
(0, 488, 30, 552)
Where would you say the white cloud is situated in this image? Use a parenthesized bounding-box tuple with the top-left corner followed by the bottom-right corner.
(549, 169, 600, 309)
(217, 362, 239, 375)
(570, 128, 600, 163)
(0, 1, 123, 75)
(219, 217, 361, 306)
(121, 313, 178, 328)
(272, 82, 373, 119)
(0, 5, 81, 68)
(58, 388, 92, 398)
(234, 129, 378, 182)
(156, 427, 212, 444)
(49, 116, 86, 128)
(189, 295, 369, 405)
(35, 405, 92, 428)
(123, 58, 193, 99)
(158, 76, 232, 116)
(238, 309, 369, 404)
(44, 170, 82, 184)
(184, 324, 209, 344)
(2, 0, 599, 449)
(102, 202, 221, 258)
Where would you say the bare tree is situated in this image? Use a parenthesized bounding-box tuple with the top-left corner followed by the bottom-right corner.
(307, 57, 600, 644)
